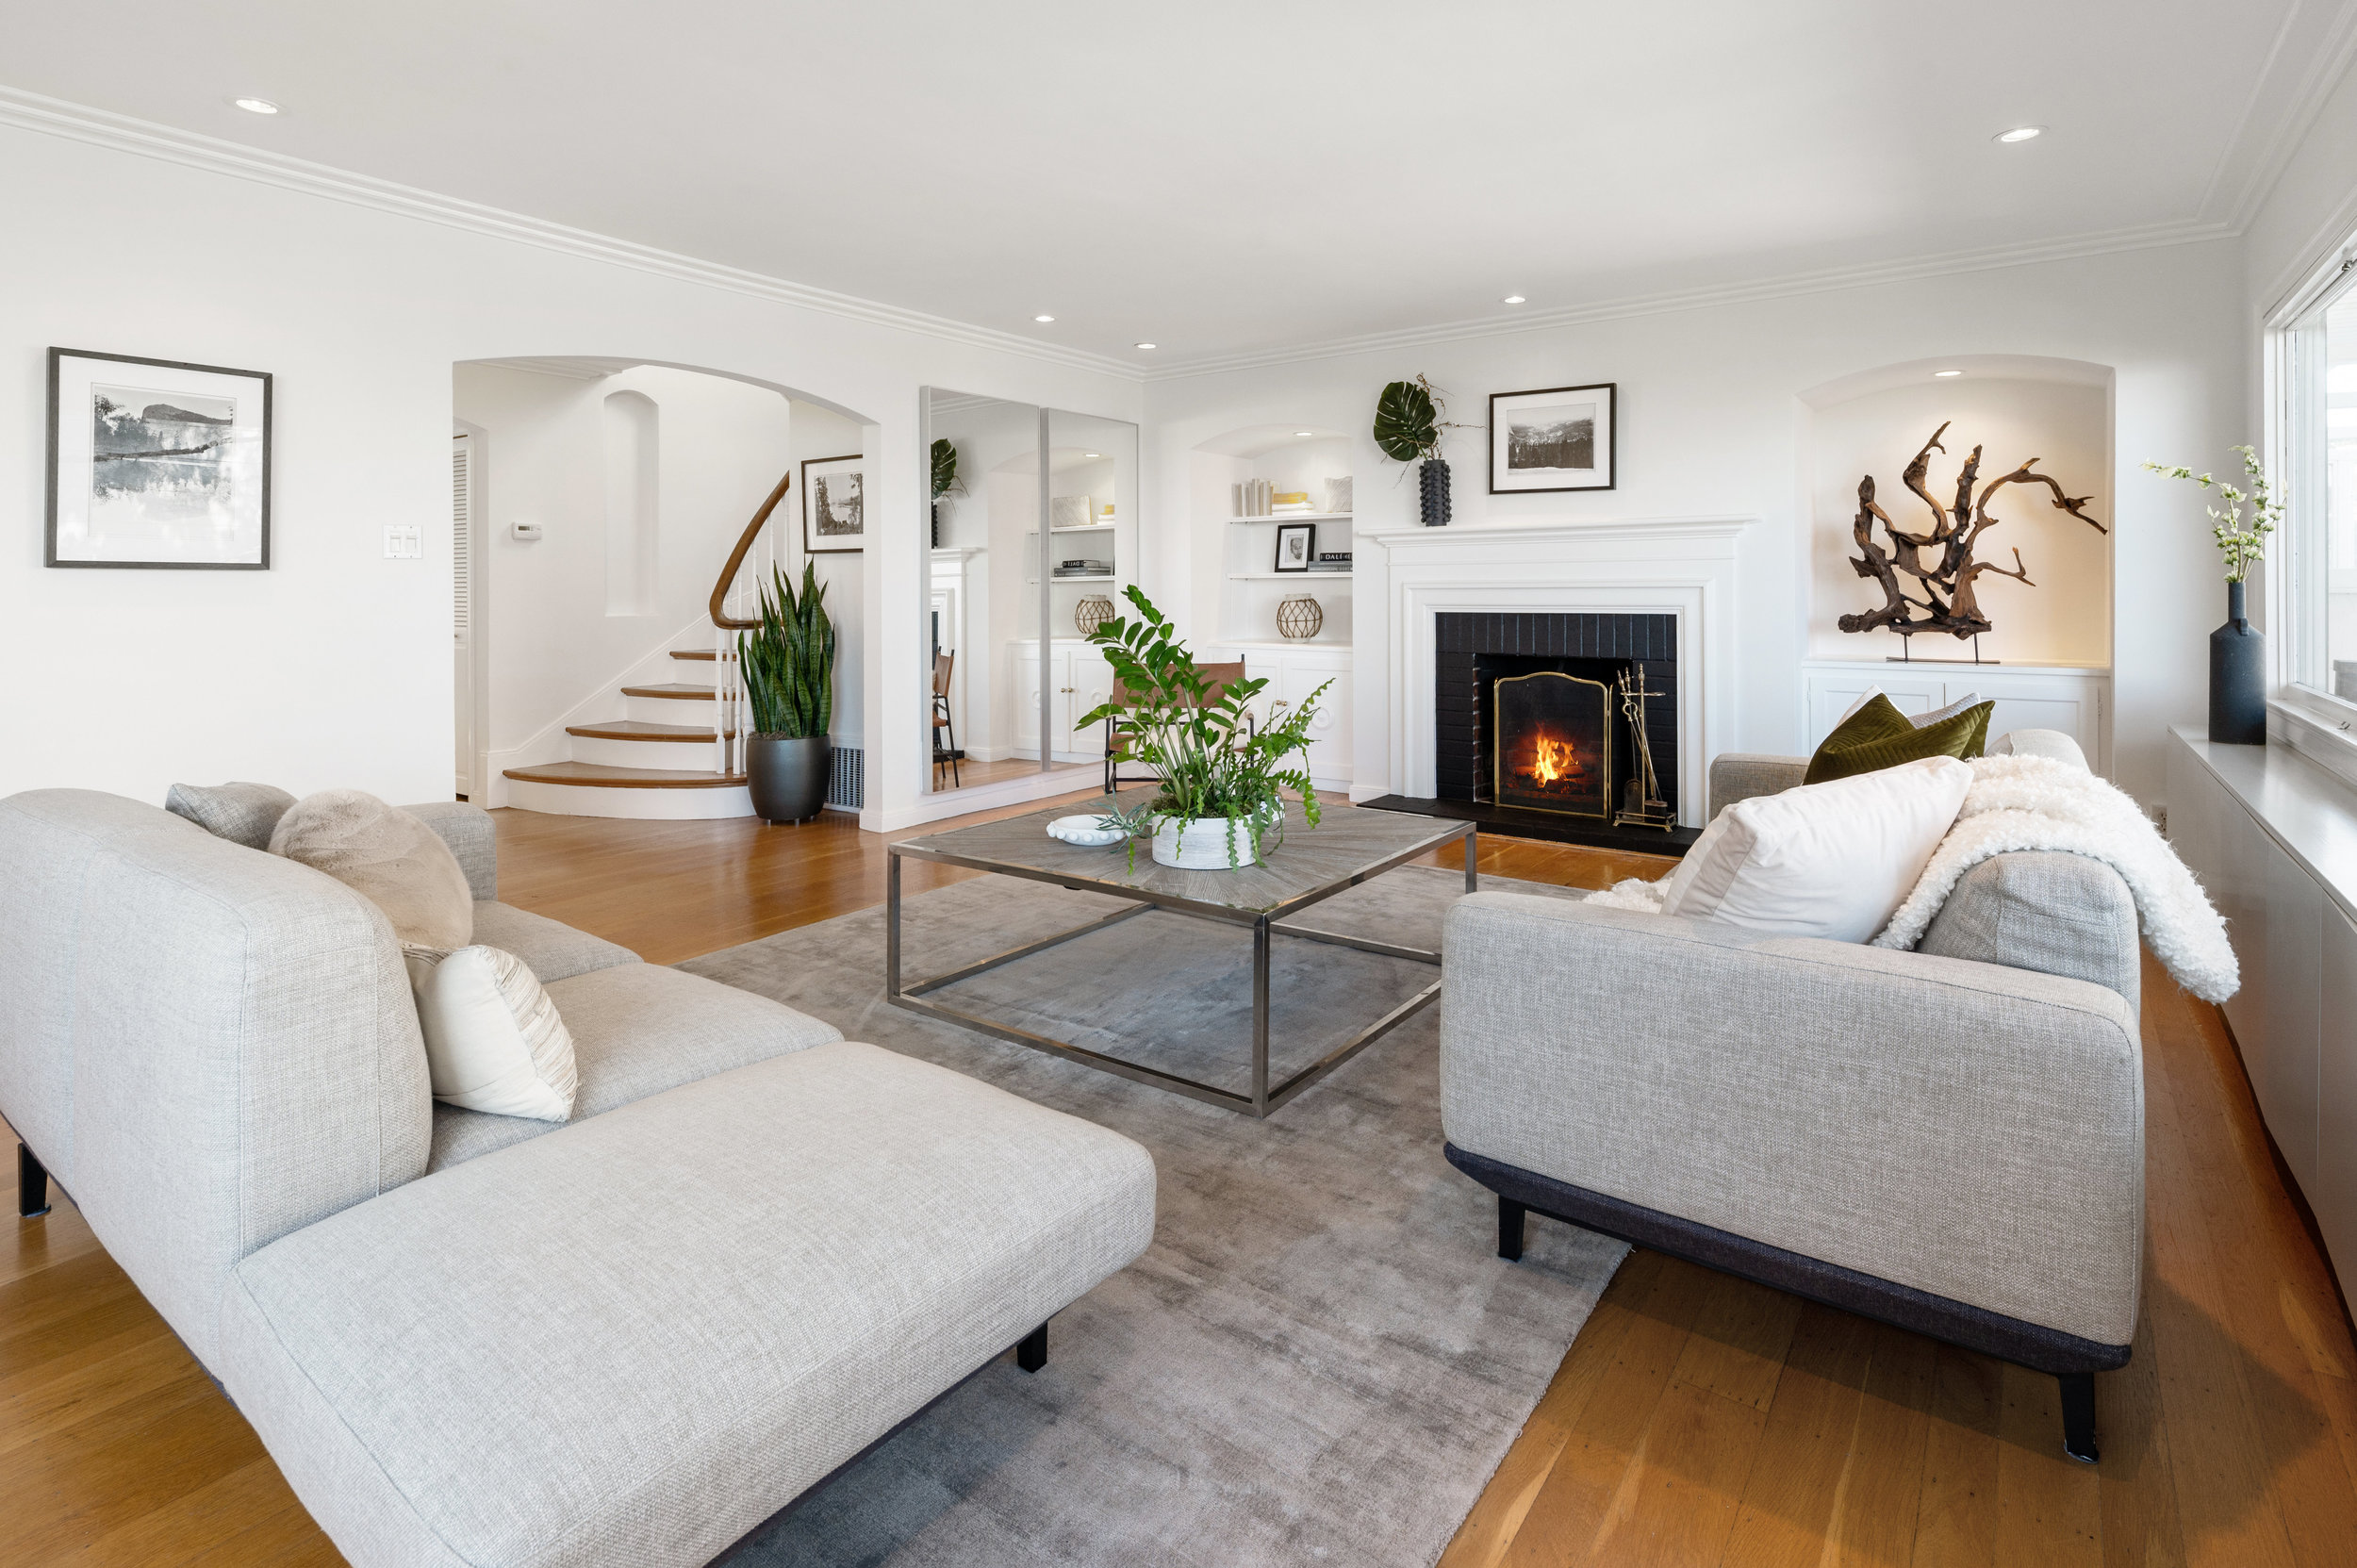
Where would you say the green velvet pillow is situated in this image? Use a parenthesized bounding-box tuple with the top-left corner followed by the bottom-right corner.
(1804, 693, 1993, 784)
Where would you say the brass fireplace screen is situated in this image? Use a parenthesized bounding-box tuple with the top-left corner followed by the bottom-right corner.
(1492, 670, 1612, 818)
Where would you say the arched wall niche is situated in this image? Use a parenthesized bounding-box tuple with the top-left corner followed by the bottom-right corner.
(1799, 354, 2116, 668)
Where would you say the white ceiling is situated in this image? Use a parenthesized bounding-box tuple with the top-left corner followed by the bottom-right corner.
(3, 0, 2349, 370)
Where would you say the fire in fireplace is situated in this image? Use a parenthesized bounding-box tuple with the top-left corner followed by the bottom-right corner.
(1493, 671, 1612, 817)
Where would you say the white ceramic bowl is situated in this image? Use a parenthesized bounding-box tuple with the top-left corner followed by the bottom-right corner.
(1046, 815, 1127, 848)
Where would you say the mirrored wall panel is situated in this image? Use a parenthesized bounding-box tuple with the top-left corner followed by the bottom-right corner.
(921, 390, 1140, 794)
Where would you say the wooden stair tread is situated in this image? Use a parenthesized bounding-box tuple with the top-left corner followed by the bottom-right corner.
(503, 761, 747, 789)
(619, 683, 717, 700)
(670, 649, 716, 661)
(567, 719, 732, 741)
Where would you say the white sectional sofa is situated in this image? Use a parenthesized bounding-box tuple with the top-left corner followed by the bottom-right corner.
(0, 788, 1157, 1568)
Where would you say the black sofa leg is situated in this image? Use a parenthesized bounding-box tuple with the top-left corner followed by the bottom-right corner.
(18, 1142, 51, 1219)
(2058, 1371, 2099, 1464)
(1498, 1196, 1525, 1263)
(1015, 1320, 1048, 1374)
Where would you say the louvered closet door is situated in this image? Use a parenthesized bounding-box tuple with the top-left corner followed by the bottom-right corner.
(453, 435, 474, 795)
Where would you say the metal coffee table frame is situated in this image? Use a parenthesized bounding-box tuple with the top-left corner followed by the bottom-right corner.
(886, 821, 1476, 1118)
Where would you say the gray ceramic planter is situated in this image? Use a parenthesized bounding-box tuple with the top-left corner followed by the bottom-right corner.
(747, 734, 831, 823)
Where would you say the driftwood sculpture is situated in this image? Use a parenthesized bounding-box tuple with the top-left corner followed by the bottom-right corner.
(1840, 422, 2106, 646)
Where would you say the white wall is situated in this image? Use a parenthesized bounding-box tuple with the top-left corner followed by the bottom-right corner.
(787, 400, 867, 746)
(1146, 239, 2248, 808)
(0, 119, 1139, 819)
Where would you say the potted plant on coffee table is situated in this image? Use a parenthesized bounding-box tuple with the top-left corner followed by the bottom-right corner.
(738, 561, 836, 822)
(1076, 587, 1328, 869)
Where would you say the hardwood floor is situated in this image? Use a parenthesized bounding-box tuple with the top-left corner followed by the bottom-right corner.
(5, 794, 2353, 1565)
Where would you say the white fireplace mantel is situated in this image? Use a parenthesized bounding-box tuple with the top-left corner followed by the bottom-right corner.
(1353, 516, 1757, 824)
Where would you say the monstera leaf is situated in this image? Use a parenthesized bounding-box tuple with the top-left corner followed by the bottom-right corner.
(1373, 379, 1440, 463)
(930, 437, 960, 500)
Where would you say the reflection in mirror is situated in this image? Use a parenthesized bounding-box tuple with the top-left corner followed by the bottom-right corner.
(921, 390, 1140, 795)
(1036, 410, 1140, 780)
(923, 389, 1037, 791)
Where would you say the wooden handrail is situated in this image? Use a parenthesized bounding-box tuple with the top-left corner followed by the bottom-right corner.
(708, 470, 793, 630)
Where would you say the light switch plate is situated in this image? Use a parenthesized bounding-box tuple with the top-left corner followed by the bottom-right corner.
(383, 524, 422, 559)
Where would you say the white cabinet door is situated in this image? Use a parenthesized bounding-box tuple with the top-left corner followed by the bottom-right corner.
(2262, 833, 2324, 1194)
(1013, 645, 1047, 756)
(2217, 790, 2271, 1080)
(1063, 646, 1114, 759)
(1281, 658, 1351, 787)
(2321, 905, 2357, 1292)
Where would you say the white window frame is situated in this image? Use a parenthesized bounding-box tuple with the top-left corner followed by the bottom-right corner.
(2266, 238, 2357, 735)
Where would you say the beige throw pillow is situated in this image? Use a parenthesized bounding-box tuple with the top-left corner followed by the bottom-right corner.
(270, 789, 473, 949)
(404, 945, 579, 1121)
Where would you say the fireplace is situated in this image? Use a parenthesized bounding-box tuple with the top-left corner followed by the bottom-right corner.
(1493, 671, 1612, 817)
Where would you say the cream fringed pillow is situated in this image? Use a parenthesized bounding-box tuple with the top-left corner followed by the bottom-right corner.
(270, 789, 473, 950)
(403, 946, 579, 1121)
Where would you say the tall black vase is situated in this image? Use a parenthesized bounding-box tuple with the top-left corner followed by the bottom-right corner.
(2210, 580, 2266, 746)
(1419, 458, 1452, 526)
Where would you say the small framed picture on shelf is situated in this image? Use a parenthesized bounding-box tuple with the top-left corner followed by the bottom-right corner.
(1490, 382, 1616, 494)
(47, 347, 272, 569)
(802, 454, 864, 553)
(1273, 521, 1317, 572)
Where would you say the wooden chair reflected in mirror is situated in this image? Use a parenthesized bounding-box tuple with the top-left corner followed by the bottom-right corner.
(1102, 659, 1255, 794)
(931, 651, 964, 789)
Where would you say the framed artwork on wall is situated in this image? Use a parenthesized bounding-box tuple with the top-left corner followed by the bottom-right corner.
(1490, 382, 1616, 495)
(46, 347, 272, 569)
(802, 454, 865, 553)
(1274, 520, 1317, 572)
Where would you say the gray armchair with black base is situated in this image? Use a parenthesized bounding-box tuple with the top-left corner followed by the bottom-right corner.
(1440, 752, 2145, 1462)
(1102, 659, 1252, 794)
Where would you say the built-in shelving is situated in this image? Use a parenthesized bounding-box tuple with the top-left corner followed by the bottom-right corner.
(1228, 511, 1351, 524)
(1228, 571, 1355, 582)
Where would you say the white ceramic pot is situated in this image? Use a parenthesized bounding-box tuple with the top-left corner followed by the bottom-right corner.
(1151, 816, 1268, 870)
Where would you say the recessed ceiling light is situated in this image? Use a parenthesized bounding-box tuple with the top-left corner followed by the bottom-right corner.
(1934, 369, 1964, 378)
(1033, 314, 1056, 322)
(1083, 452, 1101, 458)
(231, 97, 280, 115)
(1994, 125, 2042, 143)
(1134, 341, 1157, 350)
(1502, 294, 1527, 305)
(1295, 431, 1314, 437)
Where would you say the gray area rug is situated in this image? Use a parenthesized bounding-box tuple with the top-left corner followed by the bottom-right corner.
(680, 864, 1625, 1567)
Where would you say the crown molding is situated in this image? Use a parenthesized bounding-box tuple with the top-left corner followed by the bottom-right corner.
(1142, 218, 2238, 381)
(0, 87, 1143, 382)
(2210, 0, 2357, 233)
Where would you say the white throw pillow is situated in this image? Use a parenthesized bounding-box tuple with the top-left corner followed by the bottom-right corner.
(1661, 756, 1972, 942)
(404, 945, 579, 1121)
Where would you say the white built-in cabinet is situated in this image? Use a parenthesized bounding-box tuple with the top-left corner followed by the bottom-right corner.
(1802, 658, 2109, 771)
(2167, 727, 2357, 1292)
(1199, 642, 1353, 792)
(1013, 640, 1115, 764)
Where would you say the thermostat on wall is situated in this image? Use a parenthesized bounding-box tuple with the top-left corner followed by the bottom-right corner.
(509, 521, 544, 542)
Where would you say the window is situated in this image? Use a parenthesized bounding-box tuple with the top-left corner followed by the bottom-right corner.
(2273, 253, 2357, 710)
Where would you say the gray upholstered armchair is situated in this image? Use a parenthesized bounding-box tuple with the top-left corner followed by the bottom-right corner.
(1440, 751, 2143, 1463)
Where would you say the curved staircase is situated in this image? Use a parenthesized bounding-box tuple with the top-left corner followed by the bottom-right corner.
(502, 651, 756, 818)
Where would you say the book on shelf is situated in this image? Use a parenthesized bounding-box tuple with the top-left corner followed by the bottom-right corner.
(1303, 562, 1352, 573)
(1316, 551, 1353, 563)
(1272, 491, 1309, 506)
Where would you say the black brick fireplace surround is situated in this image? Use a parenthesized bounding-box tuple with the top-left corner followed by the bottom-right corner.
(1363, 611, 1701, 854)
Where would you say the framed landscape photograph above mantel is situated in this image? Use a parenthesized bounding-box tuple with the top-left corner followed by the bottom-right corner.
(1490, 382, 1615, 495)
(46, 347, 272, 569)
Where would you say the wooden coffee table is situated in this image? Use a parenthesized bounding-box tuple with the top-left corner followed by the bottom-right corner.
(886, 795, 1475, 1117)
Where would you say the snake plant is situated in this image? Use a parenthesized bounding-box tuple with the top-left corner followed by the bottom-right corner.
(738, 561, 835, 738)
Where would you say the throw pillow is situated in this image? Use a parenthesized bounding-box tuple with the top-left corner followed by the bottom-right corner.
(404, 945, 578, 1121)
(1661, 755, 1973, 943)
(270, 789, 473, 949)
(1804, 692, 1992, 784)
(164, 781, 296, 850)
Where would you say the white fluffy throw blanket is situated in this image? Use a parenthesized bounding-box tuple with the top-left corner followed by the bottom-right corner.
(1586, 755, 2240, 1001)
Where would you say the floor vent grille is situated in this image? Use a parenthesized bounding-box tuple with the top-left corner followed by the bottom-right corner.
(827, 746, 865, 810)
